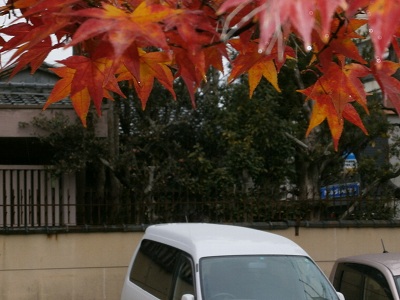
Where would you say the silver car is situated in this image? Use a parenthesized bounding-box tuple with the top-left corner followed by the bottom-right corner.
(330, 253, 400, 300)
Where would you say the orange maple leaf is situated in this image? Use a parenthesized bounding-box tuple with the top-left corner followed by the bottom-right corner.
(342, 61, 370, 112)
(312, 18, 367, 69)
(299, 62, 368, 150)
(229, 40, 295, 97)
(117, 49, 175, 109)
(70, 88, 91, 127)
(204, 43, 229, 73)
(45, 55, 125, 125)
(44, 65, 91, 126)
(70, 2, 177, 59)
(328, 19, 367, 63)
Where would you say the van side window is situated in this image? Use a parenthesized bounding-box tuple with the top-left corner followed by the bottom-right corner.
(173, 255, 195, 300)
(129, 239, 180, 299)
(333, 263, 393, 300)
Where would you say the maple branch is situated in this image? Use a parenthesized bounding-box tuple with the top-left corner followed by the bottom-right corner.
(293, 64, 305, 90)
(316, 13, 346, 59)
(285, 132, 309, 150)
(291, 57, 314, 122)
(220, 21, 255, 39)
(221, 2, 265, 42)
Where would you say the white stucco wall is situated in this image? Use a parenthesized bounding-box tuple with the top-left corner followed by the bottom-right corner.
(1, 226, 400, 300)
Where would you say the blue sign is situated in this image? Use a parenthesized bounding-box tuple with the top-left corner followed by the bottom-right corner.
(344, 152, 358, 171)
(320, 182, 360, 199)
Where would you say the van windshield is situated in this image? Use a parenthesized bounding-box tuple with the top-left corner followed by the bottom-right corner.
(200, 255, 339, 300)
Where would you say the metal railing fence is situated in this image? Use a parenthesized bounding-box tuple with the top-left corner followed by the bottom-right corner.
(112, 193, 398, 225)
(2, 191, 397, 229)
(0, 165, 76, 228)
(0, 166, 398, 231)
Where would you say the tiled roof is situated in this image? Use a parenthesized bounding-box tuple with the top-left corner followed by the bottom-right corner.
(0, 83, 71, 106)
(0, 92, 49, 105)
(0, 63, 72, 107)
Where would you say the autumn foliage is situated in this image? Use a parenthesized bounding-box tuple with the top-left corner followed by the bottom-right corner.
(1, 0, 400, 149)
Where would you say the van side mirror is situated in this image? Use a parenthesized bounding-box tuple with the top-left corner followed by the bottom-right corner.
(337, 292, 345, 300)
(181, 294, 195, 300)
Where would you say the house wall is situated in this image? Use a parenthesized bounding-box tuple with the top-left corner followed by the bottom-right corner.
(0, 108, 109, 137)
(0, 65, 110, 138)
(1, 226, 400, 300)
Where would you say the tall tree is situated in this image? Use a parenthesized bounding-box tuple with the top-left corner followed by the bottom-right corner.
(27, 66, 395, 222)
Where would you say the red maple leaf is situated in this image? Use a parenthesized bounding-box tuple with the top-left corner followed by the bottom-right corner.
(299, 62, 368, 150)
(218, 0, 347, 54)
(9, 38, 57, 77)
(69, 2, 176, 59)
(346, 0, 370, 16)
(117, 49, 176, 109)
(371, 60, 400, 113)
(172, 47, 206, 108)
(312, 18, 367, 69)
(315, 0, 348, 43)
(367, 0, 400, 64)
(0, 22, 32, 54)
(1, 0, 400, 151)
(0, 2, 74, 67)
(204, 43, 229, 73)
(45, 55, 124, 125)
(16, 0, 80, 15)
(229, 40, 295, 97)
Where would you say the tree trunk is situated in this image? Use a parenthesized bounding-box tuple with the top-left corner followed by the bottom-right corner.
(298, 159, 320, 200)
(296, 144, 323, 221)
(107, 100, 121, 220)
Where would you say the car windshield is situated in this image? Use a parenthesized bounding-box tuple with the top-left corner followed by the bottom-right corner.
(200, 255, 339, 300)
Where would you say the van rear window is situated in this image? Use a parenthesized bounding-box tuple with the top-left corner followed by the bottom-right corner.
(129, 239, 180, 299)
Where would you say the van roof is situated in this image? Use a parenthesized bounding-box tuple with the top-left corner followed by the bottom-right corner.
(143, 223, 309, 260)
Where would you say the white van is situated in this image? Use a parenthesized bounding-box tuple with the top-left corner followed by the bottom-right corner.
(121, 223, 345, 300)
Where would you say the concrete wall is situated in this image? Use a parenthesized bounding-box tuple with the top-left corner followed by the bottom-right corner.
(1, 226, 400, 300)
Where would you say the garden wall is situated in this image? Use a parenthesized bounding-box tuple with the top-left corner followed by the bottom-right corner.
(1, 223, 400, 299)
